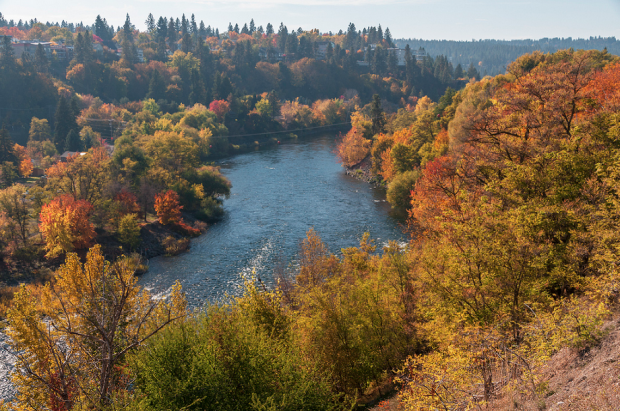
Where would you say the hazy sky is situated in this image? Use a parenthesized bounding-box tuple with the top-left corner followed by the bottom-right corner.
(1, 0, 619, 40)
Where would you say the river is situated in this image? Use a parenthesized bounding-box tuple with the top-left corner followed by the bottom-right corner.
(139, 135, 406, 306)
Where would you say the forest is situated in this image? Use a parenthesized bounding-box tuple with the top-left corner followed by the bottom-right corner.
(395, 36, 620, 76)
(0, 10, 619, 411)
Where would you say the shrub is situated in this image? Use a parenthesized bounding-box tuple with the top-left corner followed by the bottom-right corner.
(195, 197, 225, 222)
(127, 301, 340, 410)
(117, 214, 141, 250)
(162, 236, 190, 256)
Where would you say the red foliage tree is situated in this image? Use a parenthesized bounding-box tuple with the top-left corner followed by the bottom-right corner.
(114, 189, 141, 217)
(154, 190, 183, 225)
(39, 195, 96, 257)
(209, 100, 230, 121)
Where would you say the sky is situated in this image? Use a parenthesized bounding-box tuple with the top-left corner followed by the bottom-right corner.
(0, 0, 619, 41)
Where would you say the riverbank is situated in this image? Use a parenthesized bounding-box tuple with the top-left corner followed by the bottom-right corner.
(344, 155, 384, 187)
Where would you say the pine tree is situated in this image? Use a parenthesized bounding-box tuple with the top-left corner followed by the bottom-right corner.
(249, 19, 255, 34)
(181, 14, 188, 36)
(454, 63, 464, 79)
(384, 27, 393, 47)
(266, 23, 274, 35)
(370, 94, 386, 135)
(181, 33, 192, 53)
(168, 18, 177, 49)
(34, 43, 48, 72)
(0, 127, 16, 163)
(147, 69, 167, 101)
(0, 35, 15, 70)
(54, 97, 78, 152)
(64, 129, 83, 152)
(145, 13, 155, 34)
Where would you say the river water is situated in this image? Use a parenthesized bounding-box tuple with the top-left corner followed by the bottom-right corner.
(139, 135, 406, 306)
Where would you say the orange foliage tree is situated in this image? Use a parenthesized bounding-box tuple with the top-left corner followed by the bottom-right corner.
(13, 144, 33, 177)
(39, 195, 96, 258)
(154, 190, 183, 225)
(335, 127, 372, 167)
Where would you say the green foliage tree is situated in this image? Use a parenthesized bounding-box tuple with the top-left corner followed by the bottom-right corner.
(118, 213, 141, 249)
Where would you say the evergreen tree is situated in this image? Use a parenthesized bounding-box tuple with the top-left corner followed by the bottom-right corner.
(277, 23, 288, 52)
(467, 62, 479, 80)
(384, 27, 393, 47)
(146, 13, 156, 34)
(54, 97, 78, 152)
(122, 14, 137, 63)
(0, 127, 16, 163)
(370, 94, 386, 136)
(190, 14, 197, 37)
(34, 43, 48, 73)
(249, 19, 255, 33)
(189, 68, 206, 106)
(454, 63, 464, 79)
(64, 129, 83, 152)
(241, 23, 249, 35)
(266, 23, 274, 35)
(181, 14, 188, 36)
(181, 33, 192, 53)
(0, 35, 16, 70)
(147, 69, 167, 101)
(228, 22, 233, 32)
(233, 23, 239, 33)
(168, 18, 177, 49)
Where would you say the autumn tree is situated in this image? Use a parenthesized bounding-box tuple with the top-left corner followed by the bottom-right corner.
(29, 117, 52, 142)
(0, 184, 30, 246)
(154, 189, 183, 225)
(5, 246, 186, 409)
(335, 127, 372, 167)
(39, 194, 96, 258)
(45, 147, 110, 207)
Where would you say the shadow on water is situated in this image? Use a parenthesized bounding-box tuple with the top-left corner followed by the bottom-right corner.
(139, 134, 406, 306)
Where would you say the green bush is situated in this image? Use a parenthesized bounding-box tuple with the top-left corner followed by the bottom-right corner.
(386, 170, 420, 211)
(195, 197, 225, 222)
(117, 214, 141, 250)
(127, 303, 340, 411)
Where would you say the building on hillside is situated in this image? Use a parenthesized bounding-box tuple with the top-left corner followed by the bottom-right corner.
(60, 151, 86, 162)
(315, 41, 335, 60)
(362, 45, 427, 66)
(12, 41, 52, 59)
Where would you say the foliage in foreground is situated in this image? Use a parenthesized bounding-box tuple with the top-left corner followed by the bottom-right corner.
(2, 246, 186, 410)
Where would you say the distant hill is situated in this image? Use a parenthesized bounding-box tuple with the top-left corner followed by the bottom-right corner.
(394, 37, 620, 76)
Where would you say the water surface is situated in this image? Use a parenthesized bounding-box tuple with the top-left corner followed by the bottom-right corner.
(140, 135, 405, 306)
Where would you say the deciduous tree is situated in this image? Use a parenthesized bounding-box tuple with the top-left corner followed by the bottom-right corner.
(39, 194, 96, 257)
(5, 246, 186, 409)
(154, 190, 182, 225)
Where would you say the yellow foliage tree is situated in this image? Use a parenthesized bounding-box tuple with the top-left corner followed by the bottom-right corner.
(4, 246, 186, 409)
